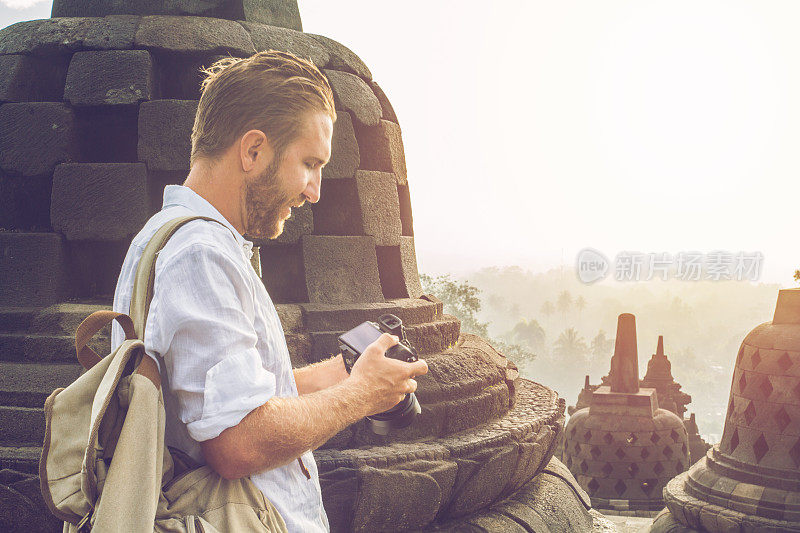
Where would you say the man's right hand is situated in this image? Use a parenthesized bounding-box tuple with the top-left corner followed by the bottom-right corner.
(348, 333, 429, 415)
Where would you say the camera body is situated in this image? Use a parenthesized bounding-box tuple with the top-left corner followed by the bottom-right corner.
(337, 313, 421, 435)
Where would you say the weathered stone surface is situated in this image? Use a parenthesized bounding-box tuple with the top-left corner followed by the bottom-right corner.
(322, 111, 359, 179)
(369, 80, 398, 124)
(259, 243, 307, 304)
(0, 232, 68, 306)
(0, 55, 68, 103)
(0, 103, 77, 177)
(0, 18, 94, 56)
(376, 237, 423, 299)
(353, 461, 457, 531)
(355, 170, 401, 246)
(398, 183, 414, 235)
(241, 22, 328, 66)
(300, 298, 439, 332)
(67, 240, 129, 298)
(0, 172, 51, 231)
(137, 99, 197, 171)
(51, 0, 302, 30)
(269, 203, 313, 244)
(51, 163, 148, 241)
(355, 119, 407, 184)
(307, 34, 371, 79)
(310, 178, 360, 235)
(302, 235, 383, 304)
(135, 16, 255, 56)
(318, 466, 359, 533)
(64, 50, 153, 106)
(84, 14, 140, 49)
(324, 69, 381, 127)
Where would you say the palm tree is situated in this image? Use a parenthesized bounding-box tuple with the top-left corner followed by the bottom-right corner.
(554, 327, 589, 365)
(575, 295, 586, 317)
(541, 301, 554, 318)
(556, 290, 572, 323)
(510, 319, 546, 353)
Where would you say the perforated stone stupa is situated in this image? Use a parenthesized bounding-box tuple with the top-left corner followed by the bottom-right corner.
(564, 314, 690, 514)
(0, 2, 615, 531)
(652, 289, 800, 532)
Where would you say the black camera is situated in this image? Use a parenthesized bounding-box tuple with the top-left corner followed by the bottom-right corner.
(338, 313, 421, 435)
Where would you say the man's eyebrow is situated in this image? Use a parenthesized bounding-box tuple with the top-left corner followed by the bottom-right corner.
(312, 156, 329, 166)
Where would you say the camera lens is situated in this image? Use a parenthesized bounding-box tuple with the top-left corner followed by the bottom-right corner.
(365, 393, 422, 435)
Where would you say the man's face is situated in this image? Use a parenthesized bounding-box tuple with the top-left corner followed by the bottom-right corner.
(243, 111, 333, 240)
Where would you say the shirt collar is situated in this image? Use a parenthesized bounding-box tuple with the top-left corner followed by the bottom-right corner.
(162, 185, 254, 257)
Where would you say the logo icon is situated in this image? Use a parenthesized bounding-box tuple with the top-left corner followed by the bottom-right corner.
(576, 248, 609, 284)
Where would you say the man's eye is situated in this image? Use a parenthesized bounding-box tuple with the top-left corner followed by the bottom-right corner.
(305, 162, 315, 169)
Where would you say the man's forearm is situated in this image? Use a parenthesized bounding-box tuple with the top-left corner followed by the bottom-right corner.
(293, 353, 349, 395)
(202, 375, 369, 479)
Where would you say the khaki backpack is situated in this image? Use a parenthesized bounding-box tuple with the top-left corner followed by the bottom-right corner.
(39, 216, 288, 533)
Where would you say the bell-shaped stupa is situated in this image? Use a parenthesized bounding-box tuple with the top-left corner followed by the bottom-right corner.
(653, 289, 800, 532)
(564, 313, 690, 514)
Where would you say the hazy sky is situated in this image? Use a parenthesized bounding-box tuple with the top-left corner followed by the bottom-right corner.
(3, 1, 799, 285)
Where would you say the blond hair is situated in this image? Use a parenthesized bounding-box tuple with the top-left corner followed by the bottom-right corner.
(190, 50, 336, 167)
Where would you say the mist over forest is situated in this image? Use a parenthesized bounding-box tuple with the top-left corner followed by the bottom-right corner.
(422, 267, 783, 442)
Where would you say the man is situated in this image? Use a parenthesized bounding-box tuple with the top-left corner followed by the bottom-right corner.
(111, 50, 428, 532)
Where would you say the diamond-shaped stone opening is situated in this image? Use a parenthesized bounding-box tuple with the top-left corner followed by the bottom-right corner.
(751, 348, 761, 368)
(778, 351, 793, 373)
(729, 428, 740, 453)
(641, 448, 650, 460)
(681, 443, 687, 455)
(790, 439, 800, 469)
(663, 446, 674, 458)
(603, 432, 613, 445)
(739, 372, 748, 393)
(671, 429, 680, 442)
(753, 433, 769, 463)
(627, 463, 639, 476)
(776, 406, 791, 433)
(794, 382, 800, 402)
(602, 462, 613, 476)
(570, 425, 577, 438)
(615, 448, 626, 460)
(654, 461, 664, 475)
(759, 377, 773, 399)
(744, 401, 757, 426)
(727, 398, 735, 418)
(580, 460, 588, 473)
(574, 443, 581, 455)
(676, 460, 684, 473)
(587, 478, 600, 494)
(651, 432, 660, 444)
(641, 479, 656, 496)
(614, 479, 627, 496)
(566, 456, 572, 469)
(626, 433, 637, 444)
(584, 430, 592, 441)
(590, 446, 601, 460)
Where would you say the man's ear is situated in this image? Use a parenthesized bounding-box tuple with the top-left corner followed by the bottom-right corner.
(238, 129, 273, 173)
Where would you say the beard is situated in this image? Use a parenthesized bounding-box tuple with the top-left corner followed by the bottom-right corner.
(243, 158, 302, 240)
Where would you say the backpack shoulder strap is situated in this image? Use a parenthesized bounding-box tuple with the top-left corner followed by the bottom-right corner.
(130, 215, 237, 339)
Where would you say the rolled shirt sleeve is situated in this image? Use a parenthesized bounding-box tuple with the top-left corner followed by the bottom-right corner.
(145, 239, 276, 442)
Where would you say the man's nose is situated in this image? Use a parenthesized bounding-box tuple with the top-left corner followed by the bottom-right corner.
(304, 172, 321, 203)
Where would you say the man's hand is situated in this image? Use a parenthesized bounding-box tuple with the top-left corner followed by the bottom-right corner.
(348, 333, 429, 415)
(201, 333, 428, 479)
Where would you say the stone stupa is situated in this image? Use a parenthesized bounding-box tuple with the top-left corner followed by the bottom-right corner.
(0, 2, 614, 531)
(652, 289, 800, 532)
(564, 314, 690, 516)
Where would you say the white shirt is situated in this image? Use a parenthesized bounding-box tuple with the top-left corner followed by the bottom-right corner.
(111, 185, 329, 532)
